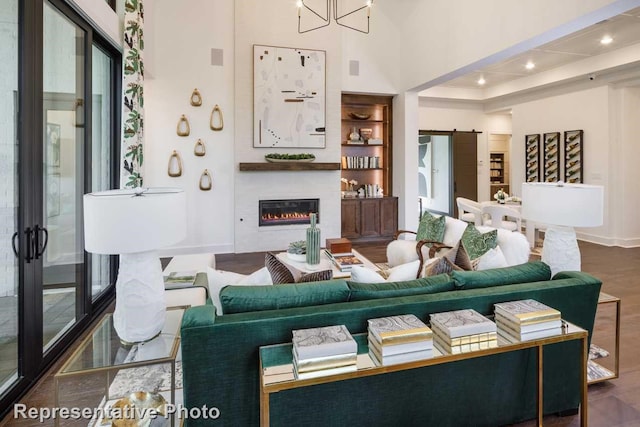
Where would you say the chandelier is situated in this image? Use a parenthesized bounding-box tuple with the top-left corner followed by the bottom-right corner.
(297, 0, 373, 34)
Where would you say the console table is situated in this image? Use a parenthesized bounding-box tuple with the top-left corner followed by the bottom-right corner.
(259, 323, 588, 427)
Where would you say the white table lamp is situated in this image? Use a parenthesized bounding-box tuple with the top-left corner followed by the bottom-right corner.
(521, 182, 603, 276)
(84, 188, 187, 343)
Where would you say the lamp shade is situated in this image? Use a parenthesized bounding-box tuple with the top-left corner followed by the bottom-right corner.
(521, 182, 603, 228)
(84, 188, 187, 254)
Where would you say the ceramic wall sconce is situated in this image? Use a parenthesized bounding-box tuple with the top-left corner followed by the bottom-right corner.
(168, 151, 183, 177)
(210, 105, 223, 131)
(194, 139, 206, 157)
(199, 169, 212, 191)
(190, 88, 202, 106)
(177, 115, 190, 136)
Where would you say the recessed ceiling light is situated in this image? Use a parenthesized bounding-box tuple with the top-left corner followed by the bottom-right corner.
(525, 61, 535, 70)
(600, 35, 613, 45)
(477, 77, 486, 85)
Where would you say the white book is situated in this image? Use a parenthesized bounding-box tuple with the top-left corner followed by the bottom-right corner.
(367, 314, 432, 345)
(369, 347, 433, 366)
(494, 299, 561, 325)
(292, 325, 357, 360)
(497, 326, 563, 343)
(367, 337, 432, 357)
(429, 309, 496, 338)
(494, 313, 562, 333)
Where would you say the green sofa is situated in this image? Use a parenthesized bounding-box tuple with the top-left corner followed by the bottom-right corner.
(180, 263, 601, 427)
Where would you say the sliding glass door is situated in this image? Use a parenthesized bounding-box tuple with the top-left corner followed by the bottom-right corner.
(0, 0, 19, 397)
(0, 0, 120, 416)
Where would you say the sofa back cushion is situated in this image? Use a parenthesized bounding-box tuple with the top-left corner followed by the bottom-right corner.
(220, 279, 350, 314)
(451, 261, 551, 290)
(348, 274, 454, 301)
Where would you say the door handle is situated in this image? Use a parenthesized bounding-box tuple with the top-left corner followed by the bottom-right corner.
(33, 225, 49, 260)
(23, 227, 34, 263)
(11, 232, 19, 258)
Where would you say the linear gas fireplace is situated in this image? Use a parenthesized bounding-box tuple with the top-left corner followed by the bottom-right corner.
(259, 199, 319, 227)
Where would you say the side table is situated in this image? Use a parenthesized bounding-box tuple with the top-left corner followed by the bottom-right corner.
(55, 306, 186, 427)
(588, 292, 620, 384)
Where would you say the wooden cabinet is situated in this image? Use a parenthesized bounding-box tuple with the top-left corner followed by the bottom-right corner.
(341, 197, 397, 241)
(341, 94, 393, 197)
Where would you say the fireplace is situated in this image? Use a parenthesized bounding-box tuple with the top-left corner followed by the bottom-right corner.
(259, 199, 319, 227)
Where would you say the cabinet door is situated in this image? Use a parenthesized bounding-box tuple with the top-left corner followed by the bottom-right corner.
(380, 197, 398, 237)
(341, 199, 360, 238)
(360, 199, 381, 238)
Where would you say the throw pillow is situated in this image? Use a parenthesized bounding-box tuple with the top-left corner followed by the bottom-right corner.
(265, 252, 295, 284)
(460, 223, 498, 261)
(206, 266, 273, 314)
(415, 211, 446, 245)
(299, 269, 333, 283)
(350, 260, 421, 283)
(475, 246, 509, 271)
(423, 256, 463, 276)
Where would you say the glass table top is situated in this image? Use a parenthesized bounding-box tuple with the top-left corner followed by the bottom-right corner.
(60, 307, 184, 375)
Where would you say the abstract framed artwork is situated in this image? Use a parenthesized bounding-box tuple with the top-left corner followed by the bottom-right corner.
(46, 122, 61, 168)
(543, 132, 561, 182)
(253, 45, 326, 148)
(564, 130, 583, 183)
(525, 134, 540, 182)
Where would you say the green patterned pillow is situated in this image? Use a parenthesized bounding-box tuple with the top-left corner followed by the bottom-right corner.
(460, 224, 498, 261)
(416, 212, 446, 245)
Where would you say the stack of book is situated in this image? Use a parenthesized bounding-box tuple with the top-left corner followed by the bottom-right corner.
(292, 325, 358, 379)
(368, 314, 433, 365)
(430, 309, 497, 354)
(324, 250, 364, 272)
(494, 299, 562, 342)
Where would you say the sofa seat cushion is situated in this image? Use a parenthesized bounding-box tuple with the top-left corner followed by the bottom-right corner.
(452, 261, 552, 290)
(220, 279, 351, 314)
(348, 274, 454, 301)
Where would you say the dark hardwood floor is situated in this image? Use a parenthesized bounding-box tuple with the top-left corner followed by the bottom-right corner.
(2, 241, 639, 426)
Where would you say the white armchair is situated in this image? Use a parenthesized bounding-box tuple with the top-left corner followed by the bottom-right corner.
(482, 205, 522, 232)
(456, 197, 484, 226)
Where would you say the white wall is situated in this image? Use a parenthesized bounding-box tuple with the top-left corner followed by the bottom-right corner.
(511, 86, 612, 242)
(232, 1, 342, 253)
(145, 0, 235, 255)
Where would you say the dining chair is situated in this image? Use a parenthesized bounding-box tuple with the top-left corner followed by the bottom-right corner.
(456, 197, 484, 226)
(482, 204, 522, 231)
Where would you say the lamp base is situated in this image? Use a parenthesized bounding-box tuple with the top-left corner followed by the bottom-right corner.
(114, 251, 166, 343)
(541, 226, 581, 277)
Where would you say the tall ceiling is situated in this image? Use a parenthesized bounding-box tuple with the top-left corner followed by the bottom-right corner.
(439, 7, 640, 90)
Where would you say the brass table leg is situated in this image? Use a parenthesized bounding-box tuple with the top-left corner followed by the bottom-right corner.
(537, 345, 543, 427)
(581, 336, 589, 426)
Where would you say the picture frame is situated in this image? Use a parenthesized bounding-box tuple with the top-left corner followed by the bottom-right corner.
(46, 172, 60, 217)
(564, 130, 583, 183)
(525, 134, 540, 182)
(253, 45, 326, 148)
(543, 132, 561, 182)
(46, 122, 61, 167)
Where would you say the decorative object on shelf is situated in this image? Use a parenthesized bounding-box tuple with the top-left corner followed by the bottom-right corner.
(194, 139, 206, 157)
(265, 153, 316, 163)
(359, 128, 373, 142)
(525, 134, 540, 182)
(494, 188, 508, 204)
(306, 213, 321, 265)
(564, 130, 583, 183)
(83, 188, 187, 343)
(349, 126, 362, 143)
(522, 182, 603, 276)
(349, 112, 371, 120)
(167, 151, 183, 177)
(543, 132, 561, 182)
(190, 88, 202, 106)
(176, 115, 190, 136)
(199, 169, 213, 191)
(297, 0, 373, 34)
(357, 188, 365, 198)
(254, 45, 326, 148)
(210, 104, 224, 131)
(367, 138, 383, 145)
(287, 240, 307, 262)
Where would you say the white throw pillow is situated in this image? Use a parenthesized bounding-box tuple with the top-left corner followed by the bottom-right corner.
(206, 266, 273, 314)
(350, 260, 421, 283)
(475, 246, 509, 271)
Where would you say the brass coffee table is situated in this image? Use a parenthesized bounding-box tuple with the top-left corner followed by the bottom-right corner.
(54, 306, 186, 427)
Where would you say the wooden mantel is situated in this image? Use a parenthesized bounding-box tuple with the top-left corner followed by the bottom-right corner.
(238, 162, 341, 171)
